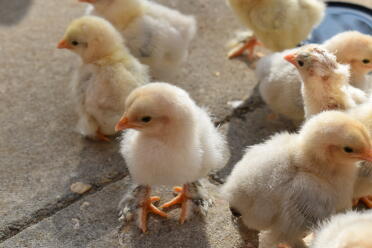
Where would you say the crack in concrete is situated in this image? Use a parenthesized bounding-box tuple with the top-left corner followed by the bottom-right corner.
(0, 93, 264, 243)
(0, 172, 127, 242)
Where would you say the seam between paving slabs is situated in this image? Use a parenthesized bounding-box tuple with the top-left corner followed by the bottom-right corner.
(0, 172, 127, 242)
(0, 94, 264, 243)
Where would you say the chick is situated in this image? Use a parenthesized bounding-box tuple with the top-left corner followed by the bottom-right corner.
(323, 31, 372, 91)
(57, 16, 149, 141)
(79, 0, 196, 80)
(115, 83, 226, 232)
(348, 102, 372, 208)
(222, 111, 372, 248)
(284, 45, 367, 120)
(258, 31, 372, 123)
(311, 211, 372, 248)
(227, 0, 325, 60)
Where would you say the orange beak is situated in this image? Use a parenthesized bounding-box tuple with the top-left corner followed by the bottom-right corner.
(78, 0, 96, 3)
(57, 40, 72, 49)
(115, 116, 142, 132)
(353, 149, 372, 162)
(284, 54, 297, 66)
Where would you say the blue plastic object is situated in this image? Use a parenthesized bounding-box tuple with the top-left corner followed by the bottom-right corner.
(304, 1, 372, 44)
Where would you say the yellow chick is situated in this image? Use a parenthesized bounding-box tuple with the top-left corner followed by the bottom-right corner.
(115, 83, 227, 232)
(311, 211, 372, 248)
(348, 102, 372, 208)
(227, 0, 325, 60)
(57, 16, 149, 141)
(323, 31, 372, 91)
(222, 111, 372, 248)
(79, 0, 196, 81)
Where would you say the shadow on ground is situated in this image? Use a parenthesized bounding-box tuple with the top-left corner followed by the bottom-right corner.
(0, 0, 33, 25)
(216, 85, 297, 181)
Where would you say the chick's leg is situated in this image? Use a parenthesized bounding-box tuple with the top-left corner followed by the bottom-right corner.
(96, 128, 110, 142)
(138, 186, 168, 232)
(161, 184, 190, 224)
(228, 36, 262, 60)
(360, 195, 372, 208)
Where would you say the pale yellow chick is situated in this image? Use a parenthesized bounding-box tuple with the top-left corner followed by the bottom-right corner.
(227, 0, 325, 60)
(57, 16, 149, 141)
(348, 102, 372, 208)
(80, 0, 196, 81)
(311, 211, 372, 248)
(323, 31, 372, 91)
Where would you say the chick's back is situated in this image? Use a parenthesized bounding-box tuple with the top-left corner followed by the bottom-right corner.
(228, 0, 325, 51)
(257, 49, 304, 122)
(222, 132, 298, 230)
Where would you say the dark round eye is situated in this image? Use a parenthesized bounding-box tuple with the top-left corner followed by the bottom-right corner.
(71, 40, 79, 46)
(362, 59, 370, 64)
(141, 116, 152, 123)
(343, 146, 354, 153)
(297, 60, 304, 67)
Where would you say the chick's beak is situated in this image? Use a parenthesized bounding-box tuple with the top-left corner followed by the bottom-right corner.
(115, 116, 129, 132)
(78, 0, 96, 3)
(354, 149, 372, 162)
(115, 116, 142, 131)
(284, 54, 297, 66)
(57, 40, 72, 49)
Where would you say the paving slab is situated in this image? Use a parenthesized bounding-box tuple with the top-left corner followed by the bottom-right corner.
(0, 0, 254, 243)
(1, 0, 371, 246)
(1, 178, 247, 248)
(217, 89, 296, 181)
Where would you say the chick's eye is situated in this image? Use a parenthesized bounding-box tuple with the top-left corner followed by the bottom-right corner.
(141, 116, 152, 123)
(297, 60, 304, 67)
(362, 59, 370, 64)
(71, 40, 79, 46)
(343, 146, 354, 153)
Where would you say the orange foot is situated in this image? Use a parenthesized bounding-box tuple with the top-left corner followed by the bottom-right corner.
(139, 196, 168, 232)
(227, 36, 262, 61)
(96, 129, 110, 142)
(161, 185, 190, 224)
(360, 195, 372, 208)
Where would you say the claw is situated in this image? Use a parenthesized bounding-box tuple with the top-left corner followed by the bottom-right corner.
(360, 196, 372, 208)
(96, 129, 110, 142)
(139, 194, 167, 232)
(161, 185, 190, 224)
(227, 36, 261, 61)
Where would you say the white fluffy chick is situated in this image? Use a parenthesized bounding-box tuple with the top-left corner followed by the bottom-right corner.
(284, 45, 367, 120)
(222, 111, 372, 248)
(323, 31, 372, 91)
(257, 31, 371, 123)
(57, 16, 149, 141)
(79, 0, 196, 80)
(226, 0, 325, 60)
(311, 211, 372, 248)
(115, 83, 226, 232)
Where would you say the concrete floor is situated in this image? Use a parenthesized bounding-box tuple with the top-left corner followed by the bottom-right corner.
(0, 0, 371, 247)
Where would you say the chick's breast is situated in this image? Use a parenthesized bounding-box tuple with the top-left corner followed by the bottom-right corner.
(122, 130, 204, 186)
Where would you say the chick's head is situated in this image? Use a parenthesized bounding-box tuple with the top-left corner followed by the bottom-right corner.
(324, 31, 372, 74)
(57, 16, 124, 63)
(284, 45, 339, 80)
(300, 111, 372, 164)
(115, 83, 195, 136)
